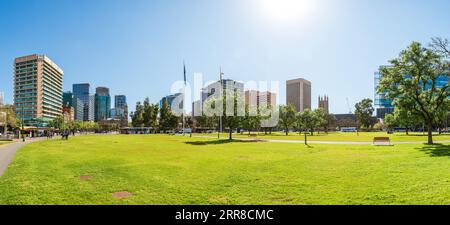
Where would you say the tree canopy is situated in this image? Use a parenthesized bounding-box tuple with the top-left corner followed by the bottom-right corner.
(378, 41, 449, 144)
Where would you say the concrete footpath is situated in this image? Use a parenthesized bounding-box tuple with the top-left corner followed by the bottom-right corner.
(0, 138, 46, 177)
(197, 135, 450, 145)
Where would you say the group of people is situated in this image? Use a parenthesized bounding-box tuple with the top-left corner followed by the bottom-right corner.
(44, 130, 71, 140)
(61, 130, 70, 140)
(46, 131, 56, 140)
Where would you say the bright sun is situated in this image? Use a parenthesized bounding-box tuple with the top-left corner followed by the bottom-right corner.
(261, 0, 314, 23)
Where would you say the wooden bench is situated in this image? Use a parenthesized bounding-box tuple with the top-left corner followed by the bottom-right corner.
(373, 137, 392, 146)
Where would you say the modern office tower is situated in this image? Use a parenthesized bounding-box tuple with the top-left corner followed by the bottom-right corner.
(193, 79, 244, 116)
(160, 93, 183, 110)
(202, 79, 244, 101)
(374, 67, 450, 119)
(114, 95, 127, 119)
(95, 87, 111, 122)
(73, 83, 94, 121)
(318, 95, 330, 114)
(244, 90, 277, 109)
(14, 54, 63, 126)
(115, 95, 127, 109)
(63, 91, 73, 107)
(286, 78, 311, 112)
(88, 95, 95, 121)
(73, 98, 84, 121)
(374, 70, 394, 119)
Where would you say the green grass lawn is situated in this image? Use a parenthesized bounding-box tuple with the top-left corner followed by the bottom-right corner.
(195, 131, 450, 142)
(0, 135, 449, 205)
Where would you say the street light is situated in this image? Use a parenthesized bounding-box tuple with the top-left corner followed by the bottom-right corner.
(21, 104, 25, 142)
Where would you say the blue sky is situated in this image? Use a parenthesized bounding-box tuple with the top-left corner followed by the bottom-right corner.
(1, 0, 449, 114)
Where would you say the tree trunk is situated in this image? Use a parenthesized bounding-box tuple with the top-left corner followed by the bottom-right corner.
(427, 122, 433, 145)
(406, 127, 409, 136)
(229, 128, 233, 140)
(304, 132, 308, 145)
(285, 127, 288, 136)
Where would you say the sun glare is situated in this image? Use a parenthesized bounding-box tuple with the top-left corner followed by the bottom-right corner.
(261, 0, 314, 23)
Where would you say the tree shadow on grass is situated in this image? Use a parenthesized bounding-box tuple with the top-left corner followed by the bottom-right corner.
(419, 144, 450, 157)
(185, 139, 266, 146)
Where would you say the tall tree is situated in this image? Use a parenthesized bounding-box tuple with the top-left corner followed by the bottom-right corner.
(279, 105, 297, 136)
(379, 42, 449, 144)
(324, 114, 337, 133)
(297, 109, 319, 136)
(354, 98, 375, 129)
(131, 101, 144, 127)
(0, 104, 19, 134)
(221, 91, 243, 140)
(159, 99, 171, 132)
(393, 107, 420, 135)
(242, 104, 261, 135)
(142, 97, 159, 132)
(313, 108, 327, 135)
(383, 113, 397, 132)
(159, 99, 179, 133)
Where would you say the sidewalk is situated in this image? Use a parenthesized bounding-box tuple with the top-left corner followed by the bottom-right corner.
(196, 135, 450, 145)
(0, 138, 46, 177)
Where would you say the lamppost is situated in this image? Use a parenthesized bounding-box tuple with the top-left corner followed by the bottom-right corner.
(21, 105, 25, 142)
(218, 68, 223, 139)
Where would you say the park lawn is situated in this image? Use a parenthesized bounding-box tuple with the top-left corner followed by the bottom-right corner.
(0, 135, 449, 205)
(195, 132, 450, 142)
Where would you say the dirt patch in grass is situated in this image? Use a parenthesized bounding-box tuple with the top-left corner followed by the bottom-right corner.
(112, 191, 133, 199)
(79, 175, 93, 181)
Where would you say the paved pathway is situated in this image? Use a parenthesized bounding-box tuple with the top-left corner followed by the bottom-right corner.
(196, 136, 450, 145)
(0, 138, 46, 177)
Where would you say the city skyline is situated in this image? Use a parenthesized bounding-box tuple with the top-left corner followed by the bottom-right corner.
(1, 0, 450, 114)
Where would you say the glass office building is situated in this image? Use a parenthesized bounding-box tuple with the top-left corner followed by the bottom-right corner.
(375, 68, 449, 119)
(160, 93, 183, 111)
(73, 83, 94, 121)
(112, 95, 127, 119)
(95, 87, 111, 122)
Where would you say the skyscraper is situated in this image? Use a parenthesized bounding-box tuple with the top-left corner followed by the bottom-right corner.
(63, 91, 73, 107)
(14, 54, 63, 126)
(115, 95, 127, 110)
(95, 87, 111, 121)
(245, 90, 277, 109)
(160, 93, 183, 111)
(113, 95, 128, 122)
(193, 79, 244, 116)
(286, 78, 311, 112)
(73, 83, 94, 121)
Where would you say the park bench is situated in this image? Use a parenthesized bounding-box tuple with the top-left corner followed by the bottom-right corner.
(373, 137, 392, 146)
